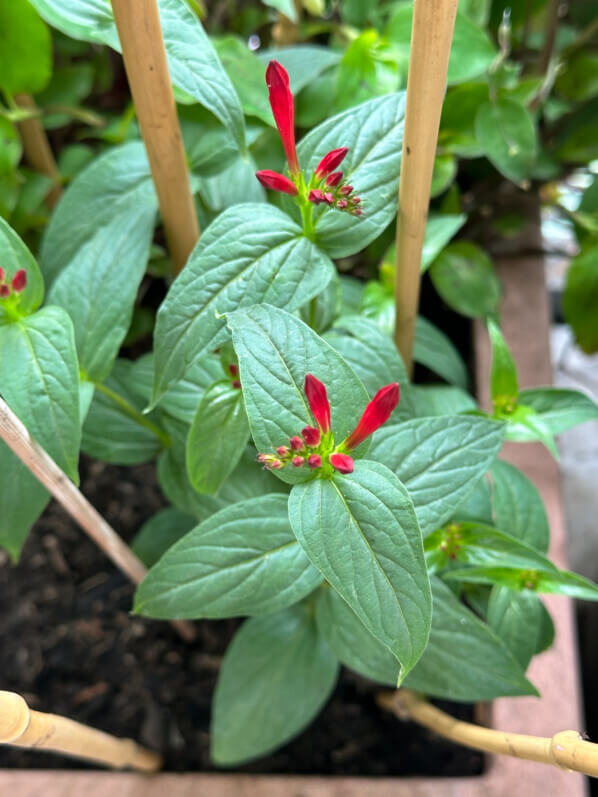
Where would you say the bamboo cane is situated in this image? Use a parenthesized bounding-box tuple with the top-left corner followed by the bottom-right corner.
(393, 0, 458, 375)
(378, 689, 598, 777)
(0, 691, 161, 771)
(110, 0, 199, 274)
(14, 94, 62, 209)
(0, 397, 196, 643)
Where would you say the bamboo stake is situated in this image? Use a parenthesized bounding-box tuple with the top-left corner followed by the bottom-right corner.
(0, 397, 196, 643)
(14, 94, 62, 209)
(110, 0, 199, 274)
(0, 690, 161, 771)
(393, 0, 458, 375)
(378, 689, 598, 777)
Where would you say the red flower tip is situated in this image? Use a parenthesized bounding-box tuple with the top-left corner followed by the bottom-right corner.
(232, 379, 241, 389)
(266, 61, 299, 174)
(10, 269, 27, 293)
(302, 426, 321, 447)
(315, 147, 349, 179)
(0, 284, 10, 298)
(352, 197, 361, 204)
(290, 435, 304, 451)
(277, 446, 289, 457)
(0, 266, 4, 282)
(309, 189, 326, 205)
(353, 208, 363, 216)
(337, 199, 348, 209)
(228, 363, 238, 377)
(330, 453, 354, 474)
(308, 454, 322, 469)
(345, 383, 400, 450)
(326, 171, 343, 187)
(292, 456, 304, 467)
(256, 170, 298, 196)
(340, 185, 353, 196)
(304, 374, 331, 433)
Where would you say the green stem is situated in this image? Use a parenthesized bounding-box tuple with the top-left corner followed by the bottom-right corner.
(92, 381, 170, 448)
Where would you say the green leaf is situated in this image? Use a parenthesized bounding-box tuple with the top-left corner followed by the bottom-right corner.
(211, 604, 339, 764)
(475, 99, 537, 182)
(180, 105, 238, 177)
(488, 319, 518, 408)
(152, 205, 334, 404)
(135, 494, 321, 619)
(412, 385, 477, 417)
(0, 441, 49, 561)
(563, 246, 598, 354)
(490, 460, 549, 552)
(256, 47, 341, 95)
(503, 405, 559, 457)
(298, 272, 341, 334)
(487, 585, 554, 669)
(421, 214, 467, 271)
(0, 0, 52, 95)
(40, 142, 156, 287)
(0, 217, 44, 316)
(555, 53, 598, 103)
(186, 381, 250, 495)
(227, 304, 370, 485)
(195, 153, 265, 214)
(324, 315, 416, 421)
(453, 474, 493, 524)
(403, 576, 537, 699)
(430, 154, 457, 197)
(0, 118, 22, 177)
(413, 316, 468, 388)
(0, 306, 80, 482)
(516, 387, 598, 436)
(213, 36, 272, 126)
(131, 507, 196, 568)
(146, 354, 223, 426)
(260, 0, 297, 22)
(445, 565, 598, 600)
(429, 242, 501, 319)
(440, 82, 488, 157)
(296, 93, 406, 258)
(289, 460, 431, 680)
(369, 416, 504, 536)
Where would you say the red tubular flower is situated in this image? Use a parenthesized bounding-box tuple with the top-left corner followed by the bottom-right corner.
(10, 269, 27, 293)
(315, 147, 348, 179)
(304, 374, 331, 433)
(330, 453, 354, 474)
(302, 426, 321, 447)
(256, 170, 298, 196)
(344, 383, 400, 450)
(266, 61, 299, 174)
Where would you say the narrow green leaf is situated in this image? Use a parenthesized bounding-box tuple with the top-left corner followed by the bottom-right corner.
(414, 316, 468, 388)
(211, 605, 339, 764)
(152, 205, 334, 404)
(445, 565, 598, 600)
(516, 387, 598, 436)
(289, 460, 431, 680)
(490, 460, 549, 552)
(131, 508, 196, 569)
(488, 319, 518, 408)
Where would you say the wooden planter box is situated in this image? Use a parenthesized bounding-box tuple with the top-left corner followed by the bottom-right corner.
(0, 247, 588, 796)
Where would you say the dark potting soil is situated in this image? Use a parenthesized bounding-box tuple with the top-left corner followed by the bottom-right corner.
(0, 457, 484, 777)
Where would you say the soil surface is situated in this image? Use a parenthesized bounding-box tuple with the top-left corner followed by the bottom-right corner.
(0, 457, 483, 776)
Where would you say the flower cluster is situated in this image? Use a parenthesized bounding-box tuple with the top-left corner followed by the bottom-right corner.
(255, 61, 362, 217)
(0, 267, 26, 299)
(257, 374, 399, 476)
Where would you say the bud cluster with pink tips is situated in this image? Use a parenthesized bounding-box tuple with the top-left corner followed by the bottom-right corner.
(0, 267, 27, 299)
(257, 374, 399, 476)
(307, 148, 362, 216)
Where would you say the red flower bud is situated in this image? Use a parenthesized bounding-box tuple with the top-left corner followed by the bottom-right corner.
(326, 171, 343, 187)
(323, 192, 334, 204)
(228, 363, 239, 377)
(353, 208, 363, 216)
(270, 459, 283, 470)
(308, 189, 325, 205)
(290, 436, 304, 451)
(340, 185, 353, 195)
(304, 374, 331, 433)
(345, 383, 400, 450)
(277, 446, 289, 457)
(292, 456, 304, 467)
(266, 61, 299, 174)
(10, 269, 27, 293)
(256, 170, 298, 196)
(0, 266, 4, 282)
(0, 284, 10, 298)
(337, 199, 348, 209)
(352, 197, 361, 205)
(308, 454, 322, 469)
(330, 453, 354, 474)
(232, 379, 241, 389)
(315, 147, 348, 179)
(302, 426, 321, 447)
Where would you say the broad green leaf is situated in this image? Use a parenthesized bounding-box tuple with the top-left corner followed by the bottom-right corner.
(453, 474, 493, 524)
(196, 153, 265, 214)
(0, 217, 44, 315)
(256, 46, 341, 95)
(488, 319, 518, 408)
(289, 460, 431, 680)
(260, 0, 297, 22)
(429, 242, 501, 319)
(82, 360, 165, 465)
(475, 99, 537, 182)
(135, 494, 321, 619)
(40, 142, 156, 287)
(361, 281, 395, 336)
(412, 385, 477, 417)
(298, 271, 341, 334)
(0, 119, 22, 176)
(152, 205, 334, 404)
(555, 53, 598, 102)
(430, 154, 457, 197)
(421, 214, 467, 271)
(563, 246, 598, 354)
(403, 577, 537, 699)
(179, 105, 238, 177)
(0, 306, 80, 482)
(369, 416, 504, 536)
(145, 354, 223, 426)
(36, 63, 94, 130)
(414, 316, 468, 388)
(446, 565, 598, 600)
(517, 387, 598, 436)
(214, 37, 272, 125)
(131, 507, 196, 569)
(295, 93, 406, 258)
(487, 585, 554, 669)
(0, 441, 49, 561)
(30, 0, 246, 150)
(440, 82, 488, 157)
(490, 460, 549, 552)
(0, 0, 52, 95)
(186, 381, 250, 495)
(324, 315, 415, 421)
(503, 404, 559, 457)
(339, 275, 365, 315)
(211, 604, 339, 764)
(227, 305, 370, 485)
